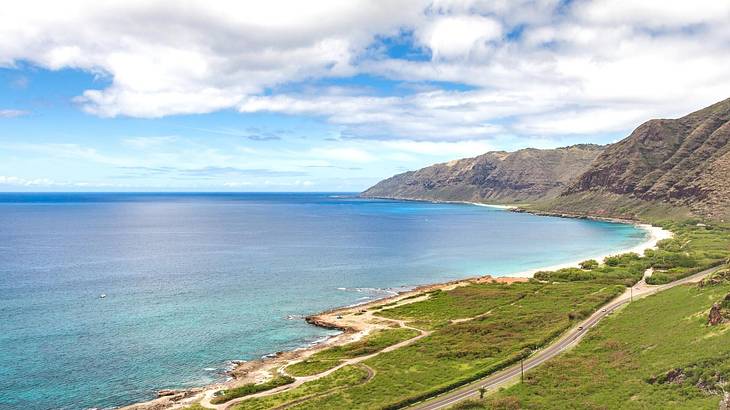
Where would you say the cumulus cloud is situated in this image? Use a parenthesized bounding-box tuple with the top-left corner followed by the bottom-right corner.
(416, 15, 502, 60)
(2, 0, 730, 141)
(0, 0, 425, 117)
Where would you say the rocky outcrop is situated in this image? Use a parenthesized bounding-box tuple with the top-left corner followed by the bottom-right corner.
(708, 293, 730, 325)
(121, 388, 202, 410)
(305, 315, 349, 331)
(700, 269, 730, 287)
(709, 303, 725, 326)
(362, 144, 603, 203)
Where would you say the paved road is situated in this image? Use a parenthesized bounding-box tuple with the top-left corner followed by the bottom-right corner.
(411, 266, 721, 410)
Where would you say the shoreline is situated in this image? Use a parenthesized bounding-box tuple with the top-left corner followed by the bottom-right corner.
(505, 223, 672, 278)
(121, 201, 671, 410)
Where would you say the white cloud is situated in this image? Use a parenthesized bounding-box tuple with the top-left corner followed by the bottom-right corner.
(0, 109, 29, 118)
(417, 15, 502, 60)
(309, 147, 376, 163)
(0, 0, 427, 117)
(380, 140, 493, 156)
(0, 175, 125, 188)
(0, 176, 57, 186)
(2, 0, 730, 141)
(515, 108, 651, 135)
(121, 136, 178, 149)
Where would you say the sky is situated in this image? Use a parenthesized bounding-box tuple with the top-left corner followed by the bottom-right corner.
(1, 0, 730, 192)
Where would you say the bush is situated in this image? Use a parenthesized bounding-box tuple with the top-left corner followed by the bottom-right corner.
(604, 252, 641, 267)
(579, 259, 599, 270)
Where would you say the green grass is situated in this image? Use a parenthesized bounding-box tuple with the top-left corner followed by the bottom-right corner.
(233, 365, 370, 409)
(376, 283, 537, 329)
(473, 280, 730, 409)
(534, 252, 649, 286)
(210, 375, 295, 404)
(262, 282, 622, 409)
(285, 327, 420, 376)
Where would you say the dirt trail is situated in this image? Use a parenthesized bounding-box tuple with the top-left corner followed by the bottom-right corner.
(200, 295, 434, 410)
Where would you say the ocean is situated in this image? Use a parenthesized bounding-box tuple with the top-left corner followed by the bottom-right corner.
(0, 193, 648, 409)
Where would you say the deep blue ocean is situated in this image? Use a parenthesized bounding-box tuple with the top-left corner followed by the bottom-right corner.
(0, 193, 647, 409)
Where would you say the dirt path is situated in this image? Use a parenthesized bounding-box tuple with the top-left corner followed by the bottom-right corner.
(200, 299, 433, 410)
(269, 363, 375, 410)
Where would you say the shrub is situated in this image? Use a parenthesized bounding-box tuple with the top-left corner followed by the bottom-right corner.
(579, 259, 599, 270)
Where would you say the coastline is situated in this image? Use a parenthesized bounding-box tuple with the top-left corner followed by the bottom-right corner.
(505, 223, 672, 278)
(121, 202, 671, 410)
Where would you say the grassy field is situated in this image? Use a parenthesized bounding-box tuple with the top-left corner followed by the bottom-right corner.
(232, 281, 622, 409)
(458, 274, 730, 409)
(233, 365, 371, 409)
(285, 327, 420, 377)
(376, 284, 539, 329)
(210, 375, 295, 404)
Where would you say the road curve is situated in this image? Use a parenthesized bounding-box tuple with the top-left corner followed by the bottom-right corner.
(410, 265, 721, 410)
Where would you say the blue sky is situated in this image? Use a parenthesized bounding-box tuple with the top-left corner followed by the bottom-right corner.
(1, 1, 729, 191)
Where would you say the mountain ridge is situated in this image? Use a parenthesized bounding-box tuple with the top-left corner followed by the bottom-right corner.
(363, 98, 730, 221)
(361, 144, 604, 204)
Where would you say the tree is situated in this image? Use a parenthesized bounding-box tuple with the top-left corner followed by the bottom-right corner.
(579, 259, 599, 270)
(478, 386, 487, 399)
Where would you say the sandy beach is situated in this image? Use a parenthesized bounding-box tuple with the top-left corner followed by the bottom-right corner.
(506, 223, 673, 278)
(121, 206, 672, 410)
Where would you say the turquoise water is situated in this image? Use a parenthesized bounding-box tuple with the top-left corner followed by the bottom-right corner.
(0, 193, 647, 409)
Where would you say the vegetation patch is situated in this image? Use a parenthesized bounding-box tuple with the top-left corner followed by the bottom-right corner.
(534, 223, 730, 286)
(535, 252, 649, 286)
(375, 283, 536, 328)
(285, 328, 419, 377)
(480, 284, 730, 409)
(233, 365, 370, 409)
(210, 375, 295, 404)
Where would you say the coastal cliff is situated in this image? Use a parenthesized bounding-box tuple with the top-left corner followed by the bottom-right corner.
(361, 144, 603, 203)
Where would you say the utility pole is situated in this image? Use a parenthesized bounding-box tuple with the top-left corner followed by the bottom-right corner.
(630, 286, 633, 302)
(520, 359, 524, 383)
